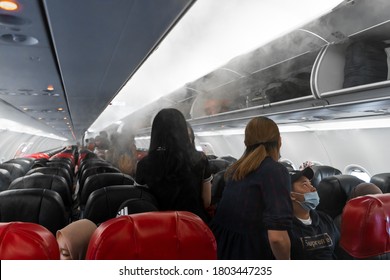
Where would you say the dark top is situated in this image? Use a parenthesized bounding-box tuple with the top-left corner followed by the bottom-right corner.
(210, 157, 293, 259)
(135, 151, 212, 222)
(289, 210, 340, 260)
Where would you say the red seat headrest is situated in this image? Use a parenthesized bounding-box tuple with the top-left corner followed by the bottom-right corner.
(0, 222, 59, 260)
(86, 211, 217, 260)
(340, 194, 390, 258)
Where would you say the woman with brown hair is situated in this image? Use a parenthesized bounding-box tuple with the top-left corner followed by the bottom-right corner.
(210, 116, 292, 259)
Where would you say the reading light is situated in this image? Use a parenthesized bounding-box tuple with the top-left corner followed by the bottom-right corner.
(47, 85, 54, 91)
(0, 1, 19, 11)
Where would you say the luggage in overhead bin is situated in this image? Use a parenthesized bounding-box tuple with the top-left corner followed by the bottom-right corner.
(343, 40, 389, 88)
(263, 72, 312, 103)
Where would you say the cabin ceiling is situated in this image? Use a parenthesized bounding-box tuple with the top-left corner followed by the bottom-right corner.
(0, 0, 194, 140)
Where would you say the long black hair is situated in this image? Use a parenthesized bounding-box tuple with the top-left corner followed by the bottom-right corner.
(148, 108, 201, 180)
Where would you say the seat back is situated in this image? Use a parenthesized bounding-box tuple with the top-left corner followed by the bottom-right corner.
(26, 166, 73, 191)
(370, 173, 390, 193)
(8, 174, 72, 212)
(86, 211, 217, 260)
(311, 165, 342, 188)
(4, 158, 34, 173)
(0, 189, 68, 235)
(340, 194, 390, 259)
(0, 168, 12, 192)
(316, 175, 364, 218)
(208, 159, 231, 175)
(211, 170, 226, 206)
(84, 185, 158, 224)
(117, 198, 159, 216)
(79, 165, 121, 194)
(81, 173, 134, 207)
(0, 162, 26, 181)
(0, 222, 60, 259)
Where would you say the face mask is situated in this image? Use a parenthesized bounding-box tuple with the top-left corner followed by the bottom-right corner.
(292, 191, 320, 211)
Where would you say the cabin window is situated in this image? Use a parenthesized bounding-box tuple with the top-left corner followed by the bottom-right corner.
(344, 164, 371, 182)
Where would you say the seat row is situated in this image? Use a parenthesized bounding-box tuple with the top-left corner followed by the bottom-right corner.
(0, 211, 217, 260)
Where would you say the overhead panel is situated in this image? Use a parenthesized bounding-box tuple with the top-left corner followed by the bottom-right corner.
(43, 0, 195, 139)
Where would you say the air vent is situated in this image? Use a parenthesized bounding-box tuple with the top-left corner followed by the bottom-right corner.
(1, 33, 38, 45)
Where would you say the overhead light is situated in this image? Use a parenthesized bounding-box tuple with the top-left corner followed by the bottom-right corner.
(0, 1, 19, 11)
(47, 85, 54, 91)
(57, 107, 64, 111)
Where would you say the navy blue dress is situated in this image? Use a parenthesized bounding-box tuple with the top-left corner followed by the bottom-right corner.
(210, 157, 293, 259)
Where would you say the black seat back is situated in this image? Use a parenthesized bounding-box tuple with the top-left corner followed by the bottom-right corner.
(0, 163, 26, 181)
(84, 185, 158, 224)
(0, 169, 12, 192)
(26, 167, 73, 191)
(311, 165, 342, 188)
(0, 189, 67, 235)
(9, 174, 72, 212)
(79, 165, 121, 194)
(81, 173, 134, 207)
(316, 175, 364, 218)
(370, 173, 390, 193)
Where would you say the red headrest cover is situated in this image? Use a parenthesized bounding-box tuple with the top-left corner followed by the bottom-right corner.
(340, 194, 390, 258)
(0, 222, 59, 259)
(86, 211, 217, 260)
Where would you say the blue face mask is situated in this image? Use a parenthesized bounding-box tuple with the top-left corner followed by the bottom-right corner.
(292, 191, 320, 211)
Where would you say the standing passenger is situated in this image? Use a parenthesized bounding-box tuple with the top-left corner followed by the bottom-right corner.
(210, 116, 292, 259)
(135, 108, 212, 222)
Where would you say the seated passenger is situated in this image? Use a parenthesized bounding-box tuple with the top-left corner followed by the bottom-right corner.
(349, 182, 383, 200)
(135, 108, 212, 223)
(210, 116, 292, 260)
(56, 219, 97, 260)
(288, 167, 340, 259)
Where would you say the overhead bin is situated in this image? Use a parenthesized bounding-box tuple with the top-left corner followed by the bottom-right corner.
(189, 29, 327, 119)
(312, 19, 390, 105)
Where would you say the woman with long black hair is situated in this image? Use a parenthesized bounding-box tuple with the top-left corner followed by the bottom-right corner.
(135, 108, 212, 222)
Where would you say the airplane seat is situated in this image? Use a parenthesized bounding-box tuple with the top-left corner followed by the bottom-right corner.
(279, 161, 295, 171)
(86, 211, 217, 260)
(310, 165, 342, 188)
(47, 160, 74, 177)
(0, 162, 26, 181)
(84, 185, 158, 225)
(370, 173, 390, 193)
(0, 222, 60, 259)
(316, 175, 364, 219)
(208, 159, 231, 175)
(80, 173, 135, 209)
(8, 173, 72, 214)
(0, 189, 68, 235)
(4, 158, 35, 173)
(211, 170, 226, 207)
(79, 159, 112, 173)
(79, 165, 121, 196)
(218, 155, 237, 164)
(0, 169, 12, 192)
(339, 193, 390, 259)
(78, 160, 114, 181)
(117, 198, 159, 216)
(26, 166, 73, 192)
